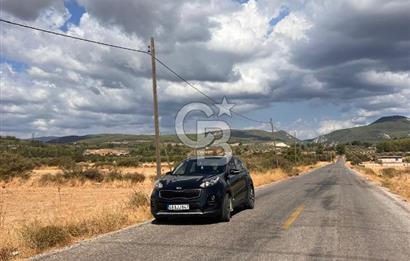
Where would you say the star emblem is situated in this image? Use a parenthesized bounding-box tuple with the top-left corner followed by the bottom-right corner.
(215, 96, 235, 117)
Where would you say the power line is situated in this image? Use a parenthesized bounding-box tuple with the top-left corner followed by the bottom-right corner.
(0, 18, 270, 125)
(154, 58, 270, 124)
(0, 18, 149, 55)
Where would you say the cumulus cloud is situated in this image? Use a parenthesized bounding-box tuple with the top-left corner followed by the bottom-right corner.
(0, 0, 409, 139)
(1, 0, 65, 21)
(317, 120, 357, 136)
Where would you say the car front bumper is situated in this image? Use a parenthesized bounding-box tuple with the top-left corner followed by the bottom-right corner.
(150, 188, 223, 218)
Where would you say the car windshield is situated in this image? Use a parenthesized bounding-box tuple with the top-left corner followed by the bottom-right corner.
(172, 158, 227, 176)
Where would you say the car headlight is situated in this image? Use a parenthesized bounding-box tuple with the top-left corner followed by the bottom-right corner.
(200, 176, 220, 188)
(154, 180, 163, 189)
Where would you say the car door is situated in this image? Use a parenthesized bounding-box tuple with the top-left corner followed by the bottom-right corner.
(233, 157, 248, 202)
(226, 158, 242, 204)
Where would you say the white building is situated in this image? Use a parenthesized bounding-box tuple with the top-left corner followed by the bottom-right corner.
(378, 156, 403, 164)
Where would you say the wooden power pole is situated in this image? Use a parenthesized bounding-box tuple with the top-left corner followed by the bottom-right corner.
(269, 118, 279, 168)
(294, 130, 297, 164)
(149, 37, 161, 178)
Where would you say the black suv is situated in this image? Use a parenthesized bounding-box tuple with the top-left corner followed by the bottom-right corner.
(150, 156, 254, 222)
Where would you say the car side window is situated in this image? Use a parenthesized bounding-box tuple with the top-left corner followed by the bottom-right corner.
(234, 158, 244, 171)
(228, 159, 236, 171)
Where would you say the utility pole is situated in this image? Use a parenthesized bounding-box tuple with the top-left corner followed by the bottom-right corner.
(149, 37, 161, 178)
(269, 118, 279, 168)
(294, 130, 297, 164)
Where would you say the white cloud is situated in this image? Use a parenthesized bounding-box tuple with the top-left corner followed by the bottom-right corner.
(318, 120, 357, 135)
(359, 70, 410, 89)
(272, 12, 311, 41)
(1, 0, 409, 139)
(209, 0, 270, 54)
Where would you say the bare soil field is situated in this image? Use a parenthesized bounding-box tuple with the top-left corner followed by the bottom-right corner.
(0, 162, 328, 260)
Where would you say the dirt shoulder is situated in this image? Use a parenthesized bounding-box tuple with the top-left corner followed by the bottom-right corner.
(348, 162, 410, 202)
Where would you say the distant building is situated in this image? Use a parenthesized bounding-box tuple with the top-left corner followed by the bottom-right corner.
(264, 141, 290, 148)
(378, 156, 403, 164)
(276, 142, 290, 148)
(84, 149, 129, 156)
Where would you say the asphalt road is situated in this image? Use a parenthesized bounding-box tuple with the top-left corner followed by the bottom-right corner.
(34, 159, 410, 261)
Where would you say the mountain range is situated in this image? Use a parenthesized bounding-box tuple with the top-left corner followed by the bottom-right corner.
(314, 115, 410, 144)
(32, 115, 410, 146)
(36, 129, 299, 145)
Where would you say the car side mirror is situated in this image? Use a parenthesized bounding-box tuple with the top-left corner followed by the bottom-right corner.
(165, 171, 173, 175)
(230, 169, 240, 175)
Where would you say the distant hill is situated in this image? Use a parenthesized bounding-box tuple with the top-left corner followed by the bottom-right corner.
(228, 129, 298, 144)
(314, 115, 410, 144)
(47, 135, 91, 144)
(30, 136, 58, 142)
(371, 115, 408, 125)
(39, 129, 298, 145)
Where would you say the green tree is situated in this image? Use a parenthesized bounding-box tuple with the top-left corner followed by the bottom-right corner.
(336, 144, 346, 155)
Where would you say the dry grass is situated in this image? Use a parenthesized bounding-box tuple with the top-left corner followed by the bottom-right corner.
(0, 188, 151, 259)
(251, 169, 288, 187)
(0, 162, 327, 260)
(350, 164, 410, 201)
(0, 168, 154, 260)
(250, 162, 329, 187)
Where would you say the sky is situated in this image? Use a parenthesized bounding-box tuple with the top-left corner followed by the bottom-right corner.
(0, 0, 409, 139)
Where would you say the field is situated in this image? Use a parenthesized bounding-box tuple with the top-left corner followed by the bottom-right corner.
(349, 163, 410, 201)
(0, 161, 328, 260)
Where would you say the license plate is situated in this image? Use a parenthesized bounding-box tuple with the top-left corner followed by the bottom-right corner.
(167, 204, 189, 211)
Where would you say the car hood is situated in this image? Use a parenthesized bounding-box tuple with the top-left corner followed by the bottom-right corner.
(160, 175, 214, 189)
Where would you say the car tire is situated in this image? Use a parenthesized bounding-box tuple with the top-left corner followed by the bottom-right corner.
(220, 193, 231, 222)
(245, 186, 255, 209)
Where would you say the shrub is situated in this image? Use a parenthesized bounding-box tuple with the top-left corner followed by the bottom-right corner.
(90, 211, 128, 234)
(61, 161, 83, 180)
(66, 221, 89, 237)
(61, 165, 104, 182)
(82, 168, 104, 182)
(336, 144, 346, 155)
(57, 157, 77, 171)
(285, 167, 299, 177)
(39, 173, 65, 185)
(362, 167, 377, 176)
(123, 173, 145, 183)
(21, 224, 69, 250)
(0, 152, 34, 181)
(381, 168, 401, 178)
(116, 158, 140, 167)
(105, 169, 123, 181)
(0, 246, 16, 261)
(128, 191, 148, 208)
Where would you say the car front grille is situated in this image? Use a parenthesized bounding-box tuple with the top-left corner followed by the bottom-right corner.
(159, 189, 201, 199)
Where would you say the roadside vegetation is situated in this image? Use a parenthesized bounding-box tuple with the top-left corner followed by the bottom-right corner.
(343, 138, 410, 165)
(351, 165, 410, 202)
(376, 138, 410, 153)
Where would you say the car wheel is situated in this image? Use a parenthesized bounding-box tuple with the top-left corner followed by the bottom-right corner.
(245, 186, 255, 209)
(220, 193, 231, 222)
